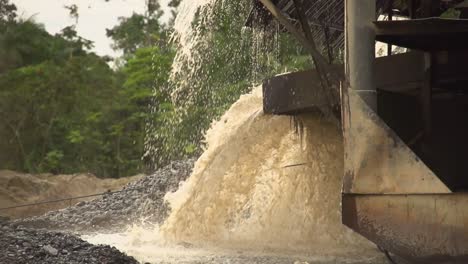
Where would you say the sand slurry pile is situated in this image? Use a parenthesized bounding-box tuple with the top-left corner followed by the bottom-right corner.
(15, 160, 194, 234)
(0, 170, 141, 219)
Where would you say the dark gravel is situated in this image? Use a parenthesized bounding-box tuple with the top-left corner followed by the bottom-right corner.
(15, 159, 194, 234)
(0, 222, 138, 264)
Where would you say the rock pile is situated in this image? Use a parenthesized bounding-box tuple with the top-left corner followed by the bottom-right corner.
(0, 170, 141, 219)
(15, 159, 194, 233)
(0, 223, 138, 264)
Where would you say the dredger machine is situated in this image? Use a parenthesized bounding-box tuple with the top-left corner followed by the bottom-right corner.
(247, 0, 468, 262)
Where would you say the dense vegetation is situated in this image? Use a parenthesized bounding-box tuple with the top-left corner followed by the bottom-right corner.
(144, 0, 311, 168)
(0, 0, 308, 177)
(0, 0, 175, 177)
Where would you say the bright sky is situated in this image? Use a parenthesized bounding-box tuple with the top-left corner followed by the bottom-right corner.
(13, 0, 172, 58)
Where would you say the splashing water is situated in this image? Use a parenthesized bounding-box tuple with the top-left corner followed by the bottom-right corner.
(170, 0, 215, 77)
(86, 1, 387, 262)
(161, 86, 371, 254)
(84, 87, 387, 263)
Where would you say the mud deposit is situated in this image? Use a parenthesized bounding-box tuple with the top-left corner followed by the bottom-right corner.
(0, 170, 141, 219)
(15, 160, 194, 233)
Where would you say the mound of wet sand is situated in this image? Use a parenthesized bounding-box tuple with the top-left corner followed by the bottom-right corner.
(15, 160, 194, 233)
(0, 170, 142, 219)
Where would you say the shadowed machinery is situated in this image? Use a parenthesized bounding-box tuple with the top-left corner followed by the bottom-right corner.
(248, 0, 468, 262)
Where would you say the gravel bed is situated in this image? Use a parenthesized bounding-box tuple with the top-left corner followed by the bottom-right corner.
(0, 221, 138, 264)
(15, 159, 195, 234)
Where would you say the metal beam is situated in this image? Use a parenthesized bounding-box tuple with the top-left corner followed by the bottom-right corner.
(292, 0, 331, 101)
(257, 0, 341, 121)
(421, 53, 432, 142)
(387, 0, 393, 56)
(258, 0, 327, 63)
(345, 0, 376, 110)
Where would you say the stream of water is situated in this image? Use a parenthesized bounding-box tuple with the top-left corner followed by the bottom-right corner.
(85, 1, 390, 263)
(84, 87, 387, 263)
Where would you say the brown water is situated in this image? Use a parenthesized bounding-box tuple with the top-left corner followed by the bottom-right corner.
(85, 87, 386, 263)
(162, 86, 372, 254)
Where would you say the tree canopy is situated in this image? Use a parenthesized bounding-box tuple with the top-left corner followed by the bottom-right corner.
(0, 0, 308, 177)
(0, 0, 175, 177)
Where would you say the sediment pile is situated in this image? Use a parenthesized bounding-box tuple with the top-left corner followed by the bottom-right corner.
(0, 160, 194, 264)
(15, 160, 194, 233)
(0, 170, 141, 219)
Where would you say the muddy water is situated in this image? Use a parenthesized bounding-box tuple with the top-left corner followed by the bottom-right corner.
(162, 87, 372, 253)
(85, 87, 387, 263)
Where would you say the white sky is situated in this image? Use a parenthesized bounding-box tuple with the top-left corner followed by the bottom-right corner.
(13, 0, 172, 58)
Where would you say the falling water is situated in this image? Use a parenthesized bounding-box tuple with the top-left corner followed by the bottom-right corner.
(85, 87, 386, 263)
(161, 86, 373, 254)
(170, 0, 214, 76)
(86, 1, 389, 263)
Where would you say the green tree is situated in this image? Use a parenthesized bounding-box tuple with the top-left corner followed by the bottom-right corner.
(112, 45, 175, 174)
(106, 1, 167, 59)
(0, 0, 310, 176)
(0, 14, 125, 177)
(106, 0, 177, 171)
(0, 54, 119, 175)
(145, 0, 310, 166)
(0, 0, 178, 177)
(168, 0, 182, 27)
(0, 0, 17, 23)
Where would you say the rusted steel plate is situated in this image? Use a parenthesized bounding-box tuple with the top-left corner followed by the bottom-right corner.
(341, 85, 450, 194)
(343, 193, 468, 263)
(263, 68, 341, 115)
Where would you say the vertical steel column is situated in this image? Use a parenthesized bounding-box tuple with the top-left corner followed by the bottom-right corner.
(345, 0, 376, 110)
(421, 53, 433, 142)
(387, 0, 393, 56)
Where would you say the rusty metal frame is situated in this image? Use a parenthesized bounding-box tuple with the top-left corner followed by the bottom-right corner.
(343, 193, 468, 263)
(341, 1, 468, 262)
(257, 0, 468, 262)
(257, 0, 341, 121)
(257, 0, 328, 66)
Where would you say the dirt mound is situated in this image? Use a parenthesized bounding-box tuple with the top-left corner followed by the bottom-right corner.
(15, 160, 194, 233)
(0, 170, 142, 219)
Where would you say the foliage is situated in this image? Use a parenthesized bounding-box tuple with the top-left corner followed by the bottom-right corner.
(116, 45, 175, 174)
(106, 0, 168, 61)
(440, 8, 461, 18)
(168, 0, 182, 27)
(64, 4, 79, 24)
(0, 0, 174, 177)
(0, 55, 119, 175)
(145, 0, 310, 166)
(0, 0, 17, 23)
(0, 0, 310, 176)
